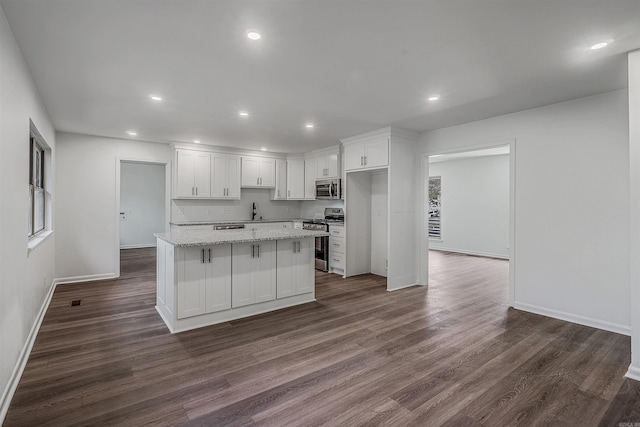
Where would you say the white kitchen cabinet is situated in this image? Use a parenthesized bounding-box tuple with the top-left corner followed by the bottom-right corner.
(175, 149, 211, 198)
(316, 152, 339, 179)
(344, 137, 389, 171)
(271, 159, 288, 200)
(211, 154, 241, 199)
(176, 244, 231, 319)
(329, 224, 345, 273)
(287, 159, 305, 199)
(276, 238, 314, 298)
(304, 158, 316, 200)
(241, 156, 276, 188)
(232, 241, 277, 307)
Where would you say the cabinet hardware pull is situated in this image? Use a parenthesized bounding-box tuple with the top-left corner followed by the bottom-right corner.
(251, 245, 255, 258)
(257, 244, 260, 257)
(257, 177, 259, 185)
(293, 241, 296, 253)
(192, 187, 195, 195)
(364, 155, 367, 166)
(208, 249, 211, 263)
(201, 249, 205, 263)
(360, 156, 363, 166)
(195, 187, 198, 195)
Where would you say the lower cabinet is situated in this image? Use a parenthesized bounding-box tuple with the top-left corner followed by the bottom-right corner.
(232, 241, 277, 307)
(176, 244, 231, 319)
(276, 238, 314, 298)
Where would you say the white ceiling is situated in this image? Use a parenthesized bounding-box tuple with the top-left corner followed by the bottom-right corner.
(2, 0, 640, 154)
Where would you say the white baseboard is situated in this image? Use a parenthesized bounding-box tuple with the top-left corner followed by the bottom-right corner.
(626, 364, 640, 381)
(514, 301, 631, 336)
(387, 282, 419, 292)
(430, 247, 509, 260)
(120, 243, 156, 249)
(54, 273, 117, 285)
(0, 280, 56, 424)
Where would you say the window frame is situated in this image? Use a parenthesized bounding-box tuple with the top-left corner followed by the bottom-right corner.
(28, 133, 46, 238)
(428, 175, 441, 240)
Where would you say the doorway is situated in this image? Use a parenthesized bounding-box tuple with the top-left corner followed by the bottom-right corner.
(422, 142, 515, 305)
(116, 159, 170, 277)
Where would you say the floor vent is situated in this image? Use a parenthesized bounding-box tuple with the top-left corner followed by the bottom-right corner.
(71, 300, 81, 307)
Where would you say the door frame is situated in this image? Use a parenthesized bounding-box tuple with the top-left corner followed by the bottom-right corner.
(419, 139, 516, 306)
(115, 157, 171, 277)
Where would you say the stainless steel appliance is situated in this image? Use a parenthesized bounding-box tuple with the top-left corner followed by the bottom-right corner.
(315, 179, 341, 200)
(303, 208, 345, 271)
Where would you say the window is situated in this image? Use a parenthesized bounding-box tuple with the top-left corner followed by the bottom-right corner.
(428, 176, 441, 239)
(28, 133, 45, 237)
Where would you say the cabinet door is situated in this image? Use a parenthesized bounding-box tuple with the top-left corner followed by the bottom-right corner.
(211, 154, 226, 198)
(304, 159, 316, 199)
(316, 156, 327, 178)
(259, 158, 276, 188)
(241, 157, 260, 187)
(273, 159, 287, 199)
(226, 155, 241, 198)
(204, 244, 232, 313)
(326, 153, 339, 178)
(176, 150, 196, 197)
(176, 246, 207, 319)
(344, 143, 365, 171)
(193, 152, 211, 197)
(364, 138, 389, 168)
(232, 243, 255, 307)
(294, 238, 314, 295)
(254, 241, 277, 303)
(287, 159, 305, 199)
(276, 240, 296, 298)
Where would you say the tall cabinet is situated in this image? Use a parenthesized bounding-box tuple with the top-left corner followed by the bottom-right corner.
(341, 127, 418, 291)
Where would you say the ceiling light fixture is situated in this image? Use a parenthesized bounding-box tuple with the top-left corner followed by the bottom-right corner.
(149, 95, 162, 101)
(305, 123, 314, 129)
(239, 111, 249, 117)
(260, 147, 267, 151)
(247, 31, 261, 40)
(193, 139, 200, 144)
(590, 41, 612, 50)
(428, 95, 440, 101)
(126, 131, 137, 136)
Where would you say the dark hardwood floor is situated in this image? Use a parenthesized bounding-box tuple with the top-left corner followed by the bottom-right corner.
(4, 249, 640, 426)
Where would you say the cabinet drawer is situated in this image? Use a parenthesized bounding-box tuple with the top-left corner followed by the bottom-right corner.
(329, 226, 344, 237)
(329, 238, 345, 254)
(329, 252, 344, 268)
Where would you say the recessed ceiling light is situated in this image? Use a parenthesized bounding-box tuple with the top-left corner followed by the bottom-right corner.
(149, 95, 162, 101)
(305, 123, 314, 129)
(428, 95, 440, 101)
(247, 31, 261, 40)
(193, 139, 200, 144)
(590, 41, 612, 50)
(126, 131, 137, 136)
(239, 111, 249, 117)
(260, 147, 267, 151)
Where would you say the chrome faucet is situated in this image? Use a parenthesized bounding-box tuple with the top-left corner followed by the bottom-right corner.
(252, 202, 257, 221)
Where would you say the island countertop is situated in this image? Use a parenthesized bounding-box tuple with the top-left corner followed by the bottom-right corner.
(155, 228, 328, 247)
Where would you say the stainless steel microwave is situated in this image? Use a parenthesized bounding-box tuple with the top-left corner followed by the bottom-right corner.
(316, 179, 341, 200)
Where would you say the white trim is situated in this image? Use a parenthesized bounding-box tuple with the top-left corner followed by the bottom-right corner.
(386, 282, 420, 292)
(54, 273, 117, 285)
(626, 364, 640, 381)
(430, 247, 509, 260)
(27, 230, 54, 255)
(120, 243, 157, 250)
(0, 280, 56, 424)
(514, 302, 631, 336)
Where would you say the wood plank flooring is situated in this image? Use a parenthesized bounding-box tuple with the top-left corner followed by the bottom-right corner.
(4, 249, 640, 426)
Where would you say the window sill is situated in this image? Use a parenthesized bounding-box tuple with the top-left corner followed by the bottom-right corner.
(28, 230, 54, 255)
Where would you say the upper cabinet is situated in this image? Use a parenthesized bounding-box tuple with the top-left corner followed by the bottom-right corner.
(287, 159, 305, 199)
(343, 136, 389, 171)
(316, 152, 339, 179)
(304, 158, 316, 200)
(241, 156, 276, 188)
(271, 159, 288, 200)
(211, 154, 241, 199)
(175, 150, 211, 198)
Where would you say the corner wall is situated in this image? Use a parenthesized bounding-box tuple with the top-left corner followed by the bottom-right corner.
(0, 6, 56, 421)
(419, 90, 630, 334)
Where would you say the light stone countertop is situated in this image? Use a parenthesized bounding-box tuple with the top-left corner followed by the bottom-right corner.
(170, 218, 305, 226)
(155, 228, 328, 247)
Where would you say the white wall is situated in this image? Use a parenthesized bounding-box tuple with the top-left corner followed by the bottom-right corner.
(371, 171, 388, 276)
(628, 50, 640, 380)
(120, 162, 165, 248)
(55, 132, 172, 282)
(429, 154, 509, 258)
(299, 199, 344, 220)
(0, 7, 56, 421)
(420, 90, 630, 334)
(171, 189, 302, 223)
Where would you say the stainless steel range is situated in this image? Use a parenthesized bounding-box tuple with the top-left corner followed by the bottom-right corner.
(303, 208, 344, 271)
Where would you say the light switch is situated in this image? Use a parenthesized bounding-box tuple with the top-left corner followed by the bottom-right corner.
(120, 212, 127, 221)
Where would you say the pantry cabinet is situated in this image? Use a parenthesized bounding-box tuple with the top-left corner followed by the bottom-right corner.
(344, 137, 389, 171)
(276, 238, 314, 298)
(241, 156, 276, 188)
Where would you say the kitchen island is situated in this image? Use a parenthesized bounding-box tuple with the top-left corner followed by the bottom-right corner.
(155, 228, 328, 333)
